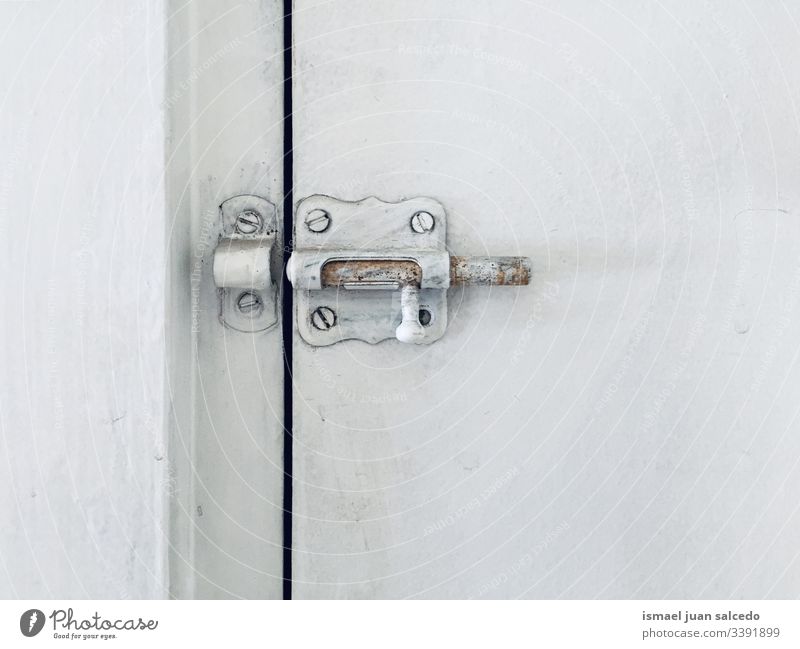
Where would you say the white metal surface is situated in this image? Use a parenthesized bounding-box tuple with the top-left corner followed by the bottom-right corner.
(291, 0, 800, 598)
(166, 0, 285, 598)
(0, 1, 167, 597)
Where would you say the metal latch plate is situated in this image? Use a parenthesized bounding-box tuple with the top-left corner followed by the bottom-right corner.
(293, 195, 449, 345)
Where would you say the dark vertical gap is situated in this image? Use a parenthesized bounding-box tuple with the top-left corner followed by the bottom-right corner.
(281, 0, 294, 601)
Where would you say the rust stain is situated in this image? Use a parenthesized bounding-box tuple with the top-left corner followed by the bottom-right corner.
(320, 256, 531, 288)
(321, 259, 422, 287)
(449, 256, 531, 286)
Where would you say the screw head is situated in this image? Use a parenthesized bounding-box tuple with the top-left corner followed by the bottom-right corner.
(235, 210, 262, 235)
(237, 291, 264, 316)
(311, 306, 337, 331)
(410, 211, 435, 233)
(305, 209, 331, 233)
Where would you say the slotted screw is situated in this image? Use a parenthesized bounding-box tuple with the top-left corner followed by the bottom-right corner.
(410, 211, 435, 233)
(237, 291, 263, 315)
(311, 306, 337, 330)
(235, 210, 262, 235)
(305, 209, 331, 233)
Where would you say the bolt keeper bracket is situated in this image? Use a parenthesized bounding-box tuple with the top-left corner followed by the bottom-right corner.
(212, 194, 278, 332)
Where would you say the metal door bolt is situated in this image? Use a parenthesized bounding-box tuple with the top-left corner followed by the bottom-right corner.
(289, 195, 529, 346)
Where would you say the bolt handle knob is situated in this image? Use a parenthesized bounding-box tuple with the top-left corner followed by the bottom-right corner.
(395, 285, 426, 344)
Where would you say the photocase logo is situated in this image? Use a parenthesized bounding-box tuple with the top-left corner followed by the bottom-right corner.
(20, 609, 45, 637)
(16, 607, 159, 640)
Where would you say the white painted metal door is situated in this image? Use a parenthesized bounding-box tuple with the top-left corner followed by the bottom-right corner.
(290, 0, 800, 598)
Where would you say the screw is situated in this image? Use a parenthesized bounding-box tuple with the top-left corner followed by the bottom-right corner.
(237, 291, 263, 315)
(305, 209, 331, 233)
(235, 210, 262, 235)
(311, 306, 337, 330)
(410, 211, 435, 233)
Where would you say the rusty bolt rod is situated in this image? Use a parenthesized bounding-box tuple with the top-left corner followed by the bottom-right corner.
(319, 256, 531, 288)
(449, 256, 531, 286)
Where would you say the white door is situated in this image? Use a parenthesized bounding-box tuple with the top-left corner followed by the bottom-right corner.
(166, 0, 800, 600)
(288, 0, 800, 598)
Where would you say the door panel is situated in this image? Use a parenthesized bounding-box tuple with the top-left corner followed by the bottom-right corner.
(291, 0, 800, 597)
(0, 0, 167, 599)
(166, 0, 285, 599)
